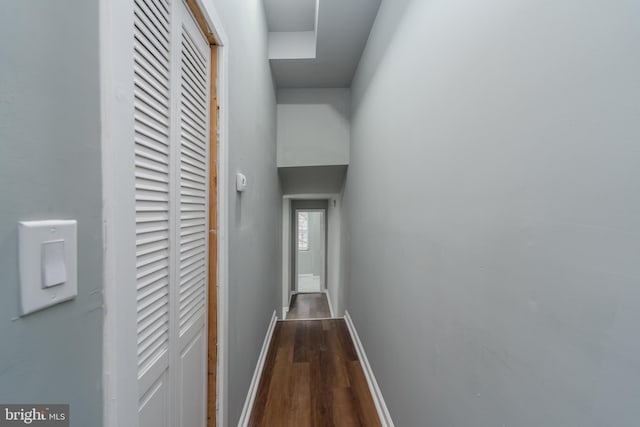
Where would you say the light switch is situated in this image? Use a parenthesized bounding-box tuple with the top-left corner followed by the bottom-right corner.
(236, 172, 247, 192)
(42, 239, 67, 288)
(19, 220, 78, 316)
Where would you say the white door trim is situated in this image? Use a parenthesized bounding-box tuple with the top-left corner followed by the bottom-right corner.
(281, 198, 291, 318)
(282, 196, 337, 318)
(194, 3, 231, 425)
(101, 0, 139, 425)
(293, 208, 326, 293)
(207, 5, 230, 426)
(101, 0, 230, 425)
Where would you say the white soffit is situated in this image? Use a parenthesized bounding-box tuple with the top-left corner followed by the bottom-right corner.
(265, 0, 382, 87)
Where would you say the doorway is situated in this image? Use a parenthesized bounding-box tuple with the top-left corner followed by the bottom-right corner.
(131, 2, 212, 427)
(103, 0, 229, 425)
(295, 209, 325, 293)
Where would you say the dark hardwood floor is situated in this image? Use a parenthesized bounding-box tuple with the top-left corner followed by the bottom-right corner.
(287, 293, 332, 319)
(249, 319, 381, 427)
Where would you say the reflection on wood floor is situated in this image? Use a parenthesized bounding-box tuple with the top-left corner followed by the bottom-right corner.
(287, 292, 332, 320)
(248, 319, 382, 427)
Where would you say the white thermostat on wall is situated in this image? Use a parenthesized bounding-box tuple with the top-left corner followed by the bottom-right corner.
(18, 220, 78, 316)
(236, 172, 247, 192)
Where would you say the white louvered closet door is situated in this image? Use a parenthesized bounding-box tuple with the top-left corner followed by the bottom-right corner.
(175, 3, 210, 427)
(134, 1, 210, 426)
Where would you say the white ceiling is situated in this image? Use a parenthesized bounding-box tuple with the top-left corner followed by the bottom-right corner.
(265, 0, 317, 32)
(266, 0, 381, 88)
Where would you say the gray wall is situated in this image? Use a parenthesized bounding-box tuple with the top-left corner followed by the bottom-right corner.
(277, 88, 351, 167)
(346, 0, 640, 426)
(209, 0, 281, 424)
(0, 1, 104, 425)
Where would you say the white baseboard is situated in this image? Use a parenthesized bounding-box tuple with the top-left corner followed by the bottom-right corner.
(323, 289, 335, 318)
(344, 311, 394, 427)
(237, 310, 278, 427)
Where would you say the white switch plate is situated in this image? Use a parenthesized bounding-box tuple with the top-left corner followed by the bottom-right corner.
(19, 220, 78, 315)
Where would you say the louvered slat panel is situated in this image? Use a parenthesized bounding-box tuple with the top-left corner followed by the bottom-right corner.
(178, 27, 208, 336)
(134, 0, 171, 375)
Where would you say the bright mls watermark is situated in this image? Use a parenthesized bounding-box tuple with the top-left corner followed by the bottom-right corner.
(0, 405, 68, 426)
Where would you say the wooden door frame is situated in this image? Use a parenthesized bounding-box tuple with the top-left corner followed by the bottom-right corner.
(181, 3, 228, 426)
(101, 0, 230, 425)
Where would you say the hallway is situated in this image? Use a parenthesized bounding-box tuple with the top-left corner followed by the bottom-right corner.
(2, 0, 640, 426)
(249, 319, 381, 427)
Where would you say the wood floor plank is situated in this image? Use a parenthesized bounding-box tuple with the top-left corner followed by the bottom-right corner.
(260, 323, 297, 426)
(332, 387, 360, 427)
(347, 361, 382, 427)
(248, 323, 282, 425)
(290, 362, 312, 427)
(336, 321, 358, 361)
(327, 325, 350, 389)
(293, 320, 311, 363)
(287, 293, 332, 319)
(249, 319, 381, 426)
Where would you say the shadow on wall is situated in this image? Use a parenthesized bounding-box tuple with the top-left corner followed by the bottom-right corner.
(277, 88, 351, 123)
(278, 165, 347, 195)
(235, 185, 243, 226)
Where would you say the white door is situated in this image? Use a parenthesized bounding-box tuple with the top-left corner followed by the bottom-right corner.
(175, 4, 210, 427)
(133, 1, 210, 426)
